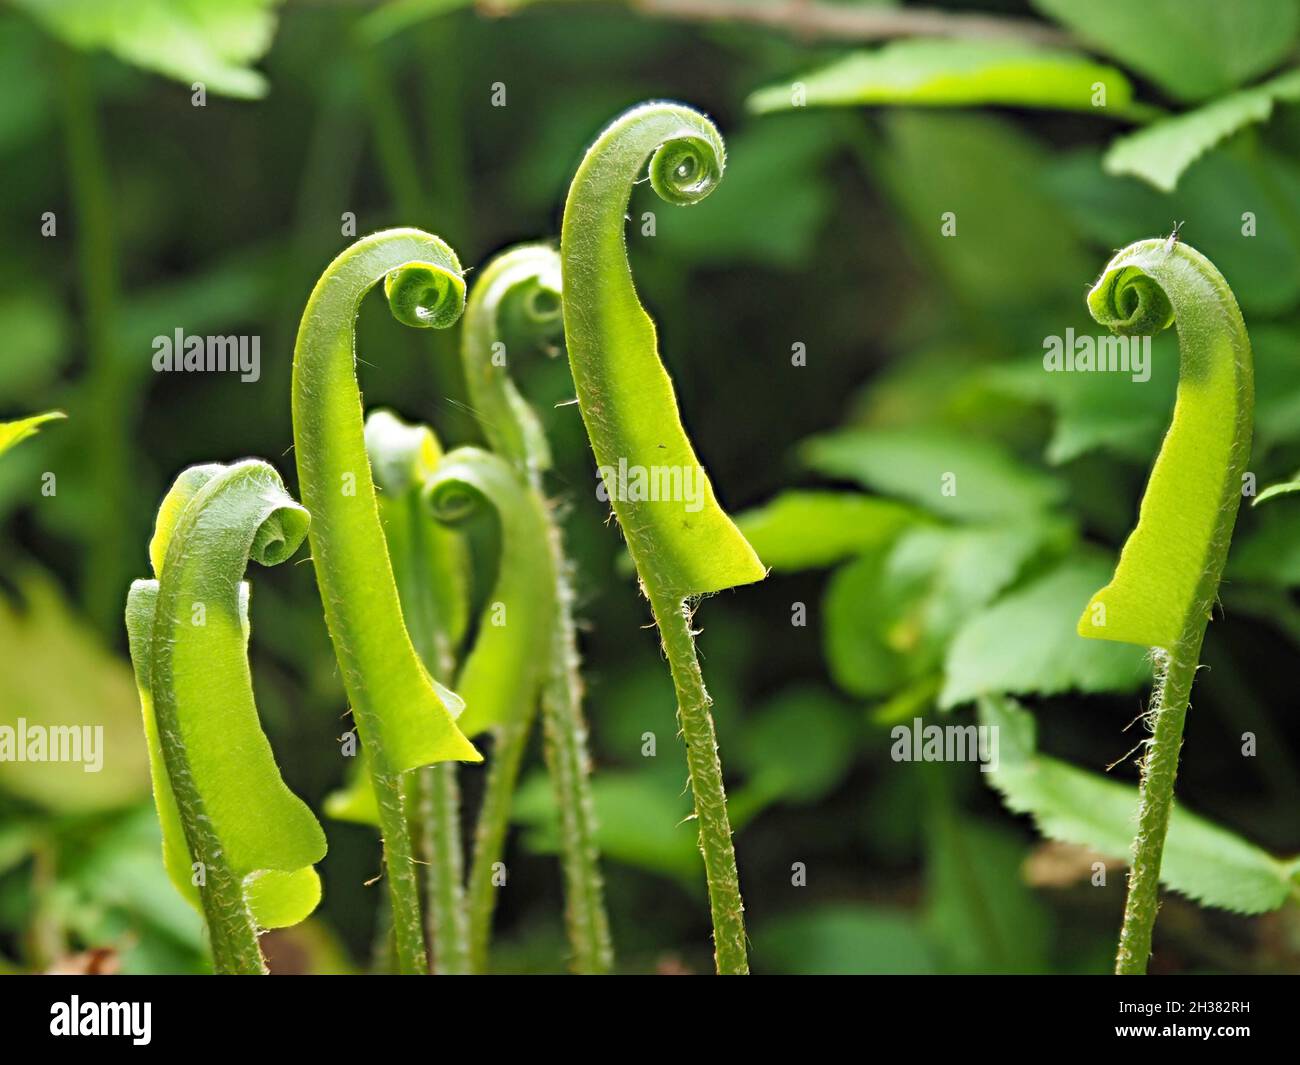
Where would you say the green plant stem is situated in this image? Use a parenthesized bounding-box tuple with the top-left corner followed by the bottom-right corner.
(371, 770, 427, 974)
(292, 231, 481, 980)
(397, 481, 470, 976)
(370, 888, 395, 974)
(1073, 240, 1252, 972)
(538, 525, 613, 974)
(558, 106, 766, 970)
(466, 719, 533, 973)
(1114, 634, 1203, 975)
(414, 762, 469, 974)
(649, 590, 748, 975)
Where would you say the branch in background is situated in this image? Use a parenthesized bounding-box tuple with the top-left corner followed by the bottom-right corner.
(626, 0, 1073, 47)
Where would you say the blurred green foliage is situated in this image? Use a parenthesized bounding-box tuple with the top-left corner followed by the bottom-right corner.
(2, 0, 1299, 974)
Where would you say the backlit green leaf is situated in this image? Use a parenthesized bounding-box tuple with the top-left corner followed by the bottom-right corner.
(749, 38, 1136, 117)
(0, 571, 149, 812)
(827, 521, 1064, 698)
(1046, 148, 1300, 318)
(803, 426, 1064, 521)
(737, 490, 917, 571)
(13, 0, 281, 99)
(0, 410, 64, 458)
(985, 334, 1179, 465)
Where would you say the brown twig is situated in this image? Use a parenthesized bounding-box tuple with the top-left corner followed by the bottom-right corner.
(629, 0, 1074, 47)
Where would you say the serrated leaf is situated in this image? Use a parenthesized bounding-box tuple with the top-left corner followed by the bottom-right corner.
(749, 38, 1136, 117)
(1047, 148, 1300, 318)
(803, 426, 1064, 521)
(1055, 148, 1300, 318)
(736, 490, 917, 571)
(13, 0, 281, 99)
(941, 555, 1151, 708)
(979, 695, 1300, 914)
(1032, 0, 1299, 103)
(1105, 68, 1300, 192)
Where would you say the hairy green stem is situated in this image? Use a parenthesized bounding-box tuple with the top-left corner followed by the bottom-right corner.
(466, 720, 532, 973)
(650, 591, 748, 975)
(382, 421, 470, 976)
(1115, 638, 1200, 974)
(417, 762, 469, 974)
(371, 772, 425, 973)
(538, 544, 614, 973)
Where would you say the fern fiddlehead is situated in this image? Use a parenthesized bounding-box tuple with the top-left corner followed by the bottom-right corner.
(1076, 238, 1253, 974)
(424, 446, 556, 972)
(461, 243, 613, 973)
(559, 103, 766, 974)
(364, 409, 472, 974)
(125, 461, 327, 974)
(291, 229, 480, 975)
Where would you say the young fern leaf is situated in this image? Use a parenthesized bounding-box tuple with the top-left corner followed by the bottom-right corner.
(366, 409, 473, 975)
(423, 445, 556, 972)
(461, 243, 613, 973)
(124, 461, 327, 975)
(291, 228, 481, 975)
(1074, 238, 1253, 975)
(0, 410, 65, 458)
(461, 244, 561, 475)
(560, 103, 767, 974)
(366, 409, 471, 669)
